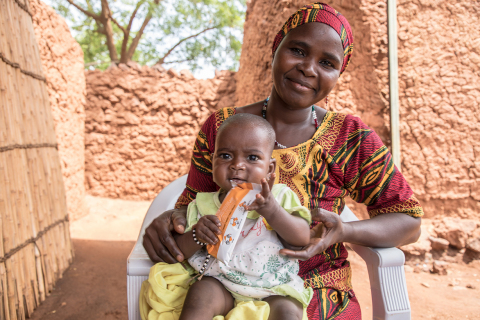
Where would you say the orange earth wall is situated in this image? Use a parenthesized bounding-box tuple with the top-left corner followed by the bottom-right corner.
(31, 0, 87, 220)
(84, 66, 236, 200)
(235, 0, 480, 219)
(83, 0, 479, 219)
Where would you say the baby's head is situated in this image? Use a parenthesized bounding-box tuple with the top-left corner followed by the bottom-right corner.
(212, 114, 276, 192)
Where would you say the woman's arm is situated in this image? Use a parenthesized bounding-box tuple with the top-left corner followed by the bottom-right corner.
(279, 208, 421, 260)
(143, 207, 188, 263)
(174, 215, 222, 259)
(343, 212, 421, 247)
(173, 231, 203, 260)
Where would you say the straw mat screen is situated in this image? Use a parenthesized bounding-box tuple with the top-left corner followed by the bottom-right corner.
(0, 0, 74, 318)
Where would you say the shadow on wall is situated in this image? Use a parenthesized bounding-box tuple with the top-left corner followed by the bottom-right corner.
(84, 63, 236, 201)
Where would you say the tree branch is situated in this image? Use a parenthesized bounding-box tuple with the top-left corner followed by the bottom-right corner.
(85, 0, 94, 12)
(121, 0, 161, 63)
(109, 14, 126, 34)
(123, 13, 152, 62)
(100, 0, 119, 62)
(127, 0, 147, 32)
(119, 0, 146, 60)
(66, 0, 101, 20)
(156, 26, 217, 65)
(162, 57, 196, 64)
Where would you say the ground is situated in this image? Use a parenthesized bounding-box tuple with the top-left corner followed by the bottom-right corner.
(29, 196, 480, 319)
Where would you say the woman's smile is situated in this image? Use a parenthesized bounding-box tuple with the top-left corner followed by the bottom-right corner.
(286, 77, 315, 92)
(271, 22, 344, 109)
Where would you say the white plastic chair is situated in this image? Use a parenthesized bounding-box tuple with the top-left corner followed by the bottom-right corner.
(127, 175, 411, 320)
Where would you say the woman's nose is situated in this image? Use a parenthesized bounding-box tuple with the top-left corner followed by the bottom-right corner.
(297, 58, 316, 77)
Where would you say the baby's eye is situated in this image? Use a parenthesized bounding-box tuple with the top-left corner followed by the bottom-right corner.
(218, 153, 232, 160)
(247, 155, 259, 161)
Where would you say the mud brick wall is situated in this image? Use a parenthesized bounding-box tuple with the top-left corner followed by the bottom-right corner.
(84, 66, 236, 200)
(31, 0, 87, 220)
(235, 0, 480, 219)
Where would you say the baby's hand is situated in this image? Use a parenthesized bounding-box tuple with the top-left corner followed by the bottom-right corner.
(194, 215, 221, 245)
(244, 177, 278, 215)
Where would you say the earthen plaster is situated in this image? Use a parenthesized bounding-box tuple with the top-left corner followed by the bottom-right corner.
(235, 0, 480, 219)
(84, 66, 236, 200)
(31, 0, 87, 220)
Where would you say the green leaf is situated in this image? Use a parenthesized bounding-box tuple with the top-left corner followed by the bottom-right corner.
(49, 0, 246, 73)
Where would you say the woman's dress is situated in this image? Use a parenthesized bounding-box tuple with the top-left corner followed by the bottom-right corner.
(175, 107, 424, 319)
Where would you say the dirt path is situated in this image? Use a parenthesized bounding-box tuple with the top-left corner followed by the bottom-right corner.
(29, 196, 480, 319)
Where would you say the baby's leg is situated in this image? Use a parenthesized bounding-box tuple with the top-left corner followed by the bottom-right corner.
(180, 276, 234, 320)
(264, 295, 303, 320)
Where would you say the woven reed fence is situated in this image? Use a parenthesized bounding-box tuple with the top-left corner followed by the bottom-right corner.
(0, 0, 74, 319)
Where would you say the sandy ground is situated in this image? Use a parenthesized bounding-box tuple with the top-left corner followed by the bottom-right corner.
(30, 196, 480, 319)
(69, 195, 151, 241)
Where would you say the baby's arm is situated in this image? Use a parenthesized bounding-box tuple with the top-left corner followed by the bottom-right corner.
(174, 215, 221, 259)
(246, 179, 310, 247)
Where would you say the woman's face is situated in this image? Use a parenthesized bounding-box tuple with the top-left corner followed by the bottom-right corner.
(271, 22, 344, 109)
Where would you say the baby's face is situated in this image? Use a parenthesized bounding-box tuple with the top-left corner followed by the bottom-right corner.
(212, 124, 275, 192)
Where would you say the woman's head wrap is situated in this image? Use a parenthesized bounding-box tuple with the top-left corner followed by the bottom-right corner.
(272, 2, 354, 75)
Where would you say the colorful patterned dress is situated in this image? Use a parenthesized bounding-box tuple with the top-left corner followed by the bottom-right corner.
(175, 107, 424, 320)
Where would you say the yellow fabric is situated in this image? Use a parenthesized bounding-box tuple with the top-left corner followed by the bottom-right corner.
(139, 263, 192, 320)
(140, 263, 308, 320)
(213, 301, 270, 320)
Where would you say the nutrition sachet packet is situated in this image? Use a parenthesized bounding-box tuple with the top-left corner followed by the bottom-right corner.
(207, 182, 261, 266)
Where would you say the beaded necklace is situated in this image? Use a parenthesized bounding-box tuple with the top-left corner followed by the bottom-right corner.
(262, 97, 319, 149)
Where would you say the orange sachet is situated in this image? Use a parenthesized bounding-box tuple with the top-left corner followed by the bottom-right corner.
(206, 182, 261, 264)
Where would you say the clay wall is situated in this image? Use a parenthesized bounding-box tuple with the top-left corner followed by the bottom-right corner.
(31, 0, 87, 220)
(235, 0, 480, 219)
(84, 65, 236, 200)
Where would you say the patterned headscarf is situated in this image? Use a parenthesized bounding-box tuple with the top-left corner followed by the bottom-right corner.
(272, 2, 354, 75)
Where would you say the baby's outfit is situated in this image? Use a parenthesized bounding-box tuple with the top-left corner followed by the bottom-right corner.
(186, 184, 313, 306)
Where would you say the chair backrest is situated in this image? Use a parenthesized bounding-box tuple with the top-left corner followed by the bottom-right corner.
(135, 174, 188, 246)
(127, 174, 411, 320)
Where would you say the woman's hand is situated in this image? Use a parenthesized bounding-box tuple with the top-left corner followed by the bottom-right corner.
(279, 208, 422, 261)
(279, 208, 344, 260)
(143, 207, 187, 263)
(194, 215, 222, 245)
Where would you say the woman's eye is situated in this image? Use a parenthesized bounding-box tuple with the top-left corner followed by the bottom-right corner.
(247, 155, 259, 161)
(291, 48, 304, 56)
(320, 60, 334, 68)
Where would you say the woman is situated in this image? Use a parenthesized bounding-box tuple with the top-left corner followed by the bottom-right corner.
(143, 3, 423, 319)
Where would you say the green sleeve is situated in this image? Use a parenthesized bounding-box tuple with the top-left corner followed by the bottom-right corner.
(185, 200, 200, 233)
(277, 186, 312, 225)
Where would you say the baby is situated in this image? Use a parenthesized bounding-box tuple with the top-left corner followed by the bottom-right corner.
(175, 113, 312, 320)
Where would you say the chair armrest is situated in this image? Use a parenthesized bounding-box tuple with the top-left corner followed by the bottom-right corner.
(340, 206, 411, 320)
(127, 174, 187, 276)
